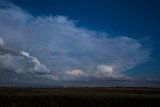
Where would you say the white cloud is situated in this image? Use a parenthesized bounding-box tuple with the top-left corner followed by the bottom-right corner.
(0, 48, 50, 74)
(0, 1, 151, 81)
(31, 56, 49, 73)
(20, 51, 50, 73)
(0, 37, 4, 46)
(20, 51, 29, 57)
(96, 65, 114, 77)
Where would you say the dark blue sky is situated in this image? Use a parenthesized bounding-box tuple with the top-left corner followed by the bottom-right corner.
(9, 0, 160, 34)
(9, 0, 160, 78)
(0, 0, 160, 87)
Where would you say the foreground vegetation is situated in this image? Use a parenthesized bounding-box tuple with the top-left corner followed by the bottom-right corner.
(0, 87, 160, 107)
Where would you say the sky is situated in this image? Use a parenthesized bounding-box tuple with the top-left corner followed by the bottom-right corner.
(0, 0, 160, 87)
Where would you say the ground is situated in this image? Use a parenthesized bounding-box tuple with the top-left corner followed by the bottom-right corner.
(0, 87, 160, 107)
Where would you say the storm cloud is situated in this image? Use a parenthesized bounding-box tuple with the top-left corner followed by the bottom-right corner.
(0, 0, 151, 85)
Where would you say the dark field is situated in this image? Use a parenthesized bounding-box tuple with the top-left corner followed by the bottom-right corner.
(0, 87, 160, 107)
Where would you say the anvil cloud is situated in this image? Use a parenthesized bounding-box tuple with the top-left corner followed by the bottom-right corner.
(0, 0, 151, 85)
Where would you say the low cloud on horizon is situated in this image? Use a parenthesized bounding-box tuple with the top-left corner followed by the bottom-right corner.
(0, 0, 155, 87)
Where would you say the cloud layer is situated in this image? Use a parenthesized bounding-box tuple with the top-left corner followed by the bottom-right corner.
(0, 1, 151, 84)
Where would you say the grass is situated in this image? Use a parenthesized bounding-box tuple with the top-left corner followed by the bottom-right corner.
(0, 87, 160, 107)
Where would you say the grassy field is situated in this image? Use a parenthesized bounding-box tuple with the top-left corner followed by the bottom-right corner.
(0, 87, 160, 107)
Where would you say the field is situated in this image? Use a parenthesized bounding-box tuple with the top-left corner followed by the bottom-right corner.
(0, 87, 160, 107)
